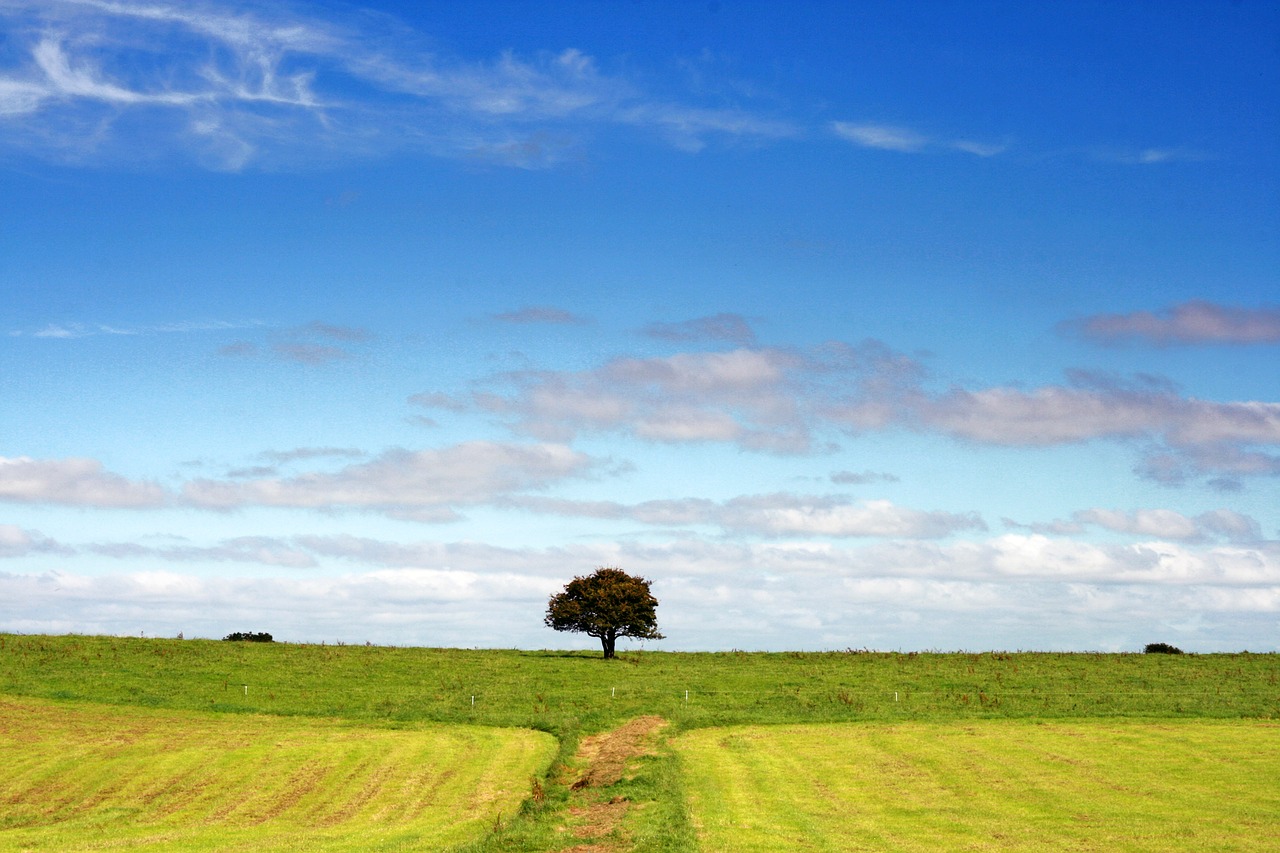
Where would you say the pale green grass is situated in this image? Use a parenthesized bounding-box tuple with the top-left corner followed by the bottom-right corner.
(674, 720, 1280, 852)
(0, 696, 556, 852)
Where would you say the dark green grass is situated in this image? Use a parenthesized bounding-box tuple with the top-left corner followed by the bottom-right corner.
(2, 635, 1275, 738)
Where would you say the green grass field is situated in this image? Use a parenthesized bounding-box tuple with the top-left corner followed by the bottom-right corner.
(675, 720, 1280, 852)
(1, 634, 1277, 851)
(0, 695, 555, 852)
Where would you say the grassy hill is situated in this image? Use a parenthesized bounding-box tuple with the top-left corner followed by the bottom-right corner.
(1, 634, 1277, 851)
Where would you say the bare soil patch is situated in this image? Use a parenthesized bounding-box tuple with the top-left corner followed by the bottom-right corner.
(560, 716, 668, 852)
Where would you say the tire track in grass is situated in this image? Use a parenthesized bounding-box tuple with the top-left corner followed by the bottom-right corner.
(559, 715, 668, 852)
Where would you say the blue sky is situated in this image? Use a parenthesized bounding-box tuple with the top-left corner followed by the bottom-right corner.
(2, 0, 1278, 651)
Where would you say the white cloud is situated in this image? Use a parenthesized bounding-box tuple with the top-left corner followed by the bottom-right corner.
(0, 525, 71, 558)
(950, 139, 1007, 157)
(832, 122, 1005, 157)
(0, 1, 795, 168)
(1092, 146, 1210, 165)
(907, 386, 1280, 451)
(506, 493, 984, 539)
(5, 534, 1276, 649)
(463, 344, 855, 453)
(832, 121, 927, 152)
(182, 441, 601, 519)
(14, 319, 264, 339)
(0, 457, 169, 508)
(712, 495, 983, 539)
(87, 537, 318, 569)
(424, 338, 1279, 483)
(1074, 508, 1204, 541)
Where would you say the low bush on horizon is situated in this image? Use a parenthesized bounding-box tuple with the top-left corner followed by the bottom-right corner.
(223, 631, 274, 643)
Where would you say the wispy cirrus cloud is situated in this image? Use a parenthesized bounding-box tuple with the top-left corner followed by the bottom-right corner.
(504, 493, 984, 539)
(1062, 301, 1280, 346)
(832, 121, 927, 152)
(85, 536, 318, 568)
(0, 0, 795, 169)
(11, 319, 264, 339)
(1091, 146, 1210, 165)
(218, 321, 373, 364)
(831, 121, 1007, 157)
(830, 470, 899, 485)
(492, 306, 589, 325)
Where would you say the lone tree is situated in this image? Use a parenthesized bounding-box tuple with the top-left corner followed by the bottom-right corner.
(545, 566, 663, 659)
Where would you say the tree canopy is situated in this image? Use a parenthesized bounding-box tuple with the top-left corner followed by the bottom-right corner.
(544, 567, 663, 659)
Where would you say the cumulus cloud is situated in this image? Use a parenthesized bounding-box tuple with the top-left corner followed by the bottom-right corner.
(0, 525, 71, 558)
(0, 1, 794, 169)
(422, 337, 1278, 483)
(479, 346, 812, 450)
(890, 384, 1280, 466)
(642, 313, 756, 345)
(0, 457, 169, 508)
(444, 340, 914, 454)
(1008, 508, 1266, 544)
(182, 441, 602, 520)
(1074, 508, 1222, 542)
(1063, 301, 1280, 346)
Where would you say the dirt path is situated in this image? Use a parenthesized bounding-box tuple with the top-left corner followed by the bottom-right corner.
(558, 715, 668, 852)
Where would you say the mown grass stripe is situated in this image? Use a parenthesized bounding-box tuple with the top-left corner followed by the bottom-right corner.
(675, 720, 1280, 852)
(0, 696, 555, 852)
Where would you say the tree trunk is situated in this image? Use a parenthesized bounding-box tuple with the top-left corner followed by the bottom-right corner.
(601, 634, 616, 659)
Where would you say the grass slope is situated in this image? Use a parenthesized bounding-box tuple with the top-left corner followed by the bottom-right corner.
(0, 695, 555, 852)
(675, 720, 1280, 852)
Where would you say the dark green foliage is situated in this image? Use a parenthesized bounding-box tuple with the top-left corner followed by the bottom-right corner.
(223, 631, 274, 643)
(1145, 642, 1184, 654)
(545, 567, 663, 659)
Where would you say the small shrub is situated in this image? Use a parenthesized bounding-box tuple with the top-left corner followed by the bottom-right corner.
(223, 631, 274, 643)
(1144, 642, 1183, 654)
